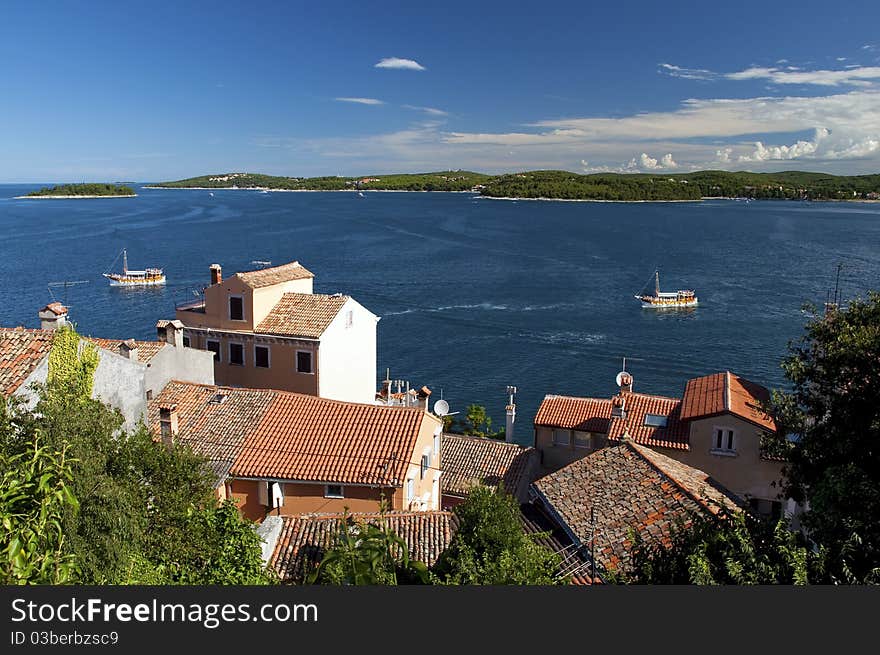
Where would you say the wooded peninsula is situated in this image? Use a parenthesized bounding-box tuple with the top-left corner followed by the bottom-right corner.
(24, 183, 136, 198)
(148, 170, 880, 201)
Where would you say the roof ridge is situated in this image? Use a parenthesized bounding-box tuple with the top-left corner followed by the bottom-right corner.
(621, 390, 682, 402)
(724, 371, 731, 413)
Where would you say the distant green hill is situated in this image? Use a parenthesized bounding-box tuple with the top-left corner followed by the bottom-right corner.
(26, 183, 135, 197)
(148, 169, 880, 201)
(148, 171, 491, 192)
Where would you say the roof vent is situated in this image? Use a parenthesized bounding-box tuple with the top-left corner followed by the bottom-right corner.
(210, 392, 229, 404)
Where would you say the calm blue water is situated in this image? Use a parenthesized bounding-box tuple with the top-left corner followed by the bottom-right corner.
(2, 185, 879, 445)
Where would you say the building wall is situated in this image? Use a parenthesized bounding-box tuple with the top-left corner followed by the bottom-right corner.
(185, 331, 319, 394)
(662, 414, 785, 504)
(316, 298, 377, 404)
(144, 344, 215, 398)
(15, 343, 147, 432)
(401, 415, 443, 511)
(533, 425, 605, 473)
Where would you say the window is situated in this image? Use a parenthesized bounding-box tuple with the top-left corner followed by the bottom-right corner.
(553, 429, 571, 446)
(229, 342, 244, 366)
(324, 484, 344, 499)
(712, 427, 736, 454)
(433, 434, 440, 458)
(345, 310, 353, 328)
(146, 390, 153, 400)
(254, 345, 270, 368)
(420, 453, 430, 479)
(296, 350, 313, 374)
(644, 413, 668, 428)
(182, 335, 191, 348)
(405, 478, 415, 503)
(206, 339, 221, 362)
(229, 296, 244, 321)
(574, 431, 591, 449)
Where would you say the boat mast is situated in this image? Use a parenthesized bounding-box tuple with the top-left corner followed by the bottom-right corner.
(123, 249, 128, 274)
(655, 270, 660, 297)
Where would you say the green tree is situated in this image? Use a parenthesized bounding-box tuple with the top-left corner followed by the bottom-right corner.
(770, 293, 880, 583)
(46, 324, 99, 401)
(308, 509, 429, 585)
(432, 485, 563, 584)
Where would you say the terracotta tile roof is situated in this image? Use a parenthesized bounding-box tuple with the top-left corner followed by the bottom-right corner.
(271, 511, 458, 582)
(85, 338, 167, 364)
(520, 503, 596, 584)
(236, 261, 314, 288)
(532, 440, 742, 575)
(255, 293, 348, 338)
(534, 395, 612, 432)
(148, 382, 278, 483)
(40, 302, 68, 316)
(0, 328, 55, 395)
(441, 433, 538, 498)
(680, 371, 776, 431)
(607, 392, 690, 450)
(230, 391, 435, 486)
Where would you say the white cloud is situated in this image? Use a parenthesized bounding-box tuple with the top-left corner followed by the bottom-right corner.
(739, 128, 830, 162)
(402, 105, 448, 116)
(660, 153, 678, 168)
(659, 63, 716, 81)
(335, 97, 385, 105)
(715, 147, 733, 163)
(375, 57, 426, 71)
(725, 65, 880, 86)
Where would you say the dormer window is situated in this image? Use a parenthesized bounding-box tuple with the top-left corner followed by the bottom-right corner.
(644, 413, 668, 428)
(229, 295, 244, 321)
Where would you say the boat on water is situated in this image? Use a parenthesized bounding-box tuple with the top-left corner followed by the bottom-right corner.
(102, 249, 165, 286)
(635, 270, 697, 308)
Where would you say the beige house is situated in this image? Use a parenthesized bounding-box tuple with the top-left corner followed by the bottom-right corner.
(534, 370, 785, 518)
(149, 381, 444, 522)
(175, 260, 378, 404)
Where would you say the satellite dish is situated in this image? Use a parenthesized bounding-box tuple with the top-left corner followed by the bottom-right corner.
(616, 371, 632, 387)
(433, 399, 450, 416)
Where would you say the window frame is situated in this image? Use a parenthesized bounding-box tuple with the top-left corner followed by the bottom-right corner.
(573, 431, 592, 449)
(711, 426, 737, 456)
(182, 335, 191, 348)
(405, 478, 415, 504)
(228, 294, 245, 322)
(206, 339, 221, 362)
(254, 344, 270, 369)
(228, 341, 245, 366)
(345, 310, 354, 329)
(296, 349, 313, 374)
(644, 413, 669, 428)
(553, 428, 571, 446)
(324, 484, 344, 499)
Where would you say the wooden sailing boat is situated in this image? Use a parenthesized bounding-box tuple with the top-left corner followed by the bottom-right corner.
(103, 249, 165, 286)
(635, 270, 697, 308)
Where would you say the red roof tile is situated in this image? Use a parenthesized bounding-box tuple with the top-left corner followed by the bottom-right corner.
(270, 511, 457, 582)
(236, 261, 314, 288)
(85, 338, 167, 364)
(534, 395, 612, 432)
(681, 371, 776, 431)
(532, 440, 742, 575)
(441, 433, 538, 498)
(255, 293, 348, 338)
(0, 328, 55, 395)
(607, 392, 690, 450)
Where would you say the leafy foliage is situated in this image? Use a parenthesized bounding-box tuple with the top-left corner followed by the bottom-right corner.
(769, 292, 880, 583)
(47, 324, 99, 401)
(27, 183, 135, 197)
(432, 485, 563, 584)
(308, 508, 429, 585)
(610, 511, 818, 585)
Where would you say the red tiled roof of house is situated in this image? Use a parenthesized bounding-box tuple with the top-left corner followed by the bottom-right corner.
(271, 511, 458, 582)
(41, 302, 68, 316)
(255, 293, 348, 338)
(85, 338, 167, 364)
(520, 503, 597, 585)
(0, 328, 55, 395)
(680, 371, 776, 431)
(534, 395, 613, 432)
(148, 382, 278, 483)
(532, 440, 742, 575)
(607, 392, 690, 450)
(231, 391, 436, 486)
(441, 433, 538, 498)
(236, 261, 314, 288)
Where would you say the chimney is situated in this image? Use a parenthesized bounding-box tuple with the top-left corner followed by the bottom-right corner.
(159, 404, 178, 446)
(156, 319, 185, 348)
(505, 385, 517, 444)
(118, 339, 139, 363)
(38, 302, 69, 331)
(618, 372, 633, 394)
(210, 263, 222, 286)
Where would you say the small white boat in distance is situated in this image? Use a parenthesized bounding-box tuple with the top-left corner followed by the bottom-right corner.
(358, 191, 365, 197)
(103, 249, 165, 286)
(635, 270, 697, 308)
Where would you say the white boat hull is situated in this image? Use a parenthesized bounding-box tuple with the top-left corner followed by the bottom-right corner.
(636, 295, 698, 309)
(104, 274, 166, 287)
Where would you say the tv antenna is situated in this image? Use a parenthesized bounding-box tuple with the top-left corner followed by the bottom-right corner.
(47, 280, 89, 305)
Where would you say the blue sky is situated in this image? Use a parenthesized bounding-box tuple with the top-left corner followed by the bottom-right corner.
(2, 0, 880, 182)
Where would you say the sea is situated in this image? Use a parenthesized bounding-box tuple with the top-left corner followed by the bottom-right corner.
(2, 185, 879, 446)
